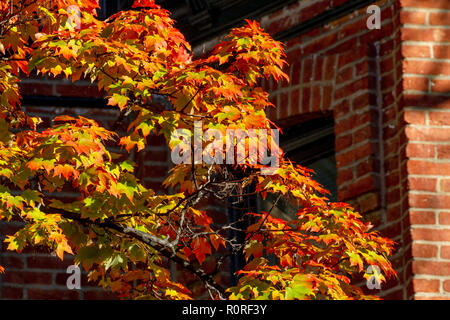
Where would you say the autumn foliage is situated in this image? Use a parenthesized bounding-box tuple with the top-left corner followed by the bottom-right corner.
(0, 0, 396, 300)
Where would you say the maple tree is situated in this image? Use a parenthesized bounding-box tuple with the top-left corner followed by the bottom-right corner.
(0, 0, 397, 300)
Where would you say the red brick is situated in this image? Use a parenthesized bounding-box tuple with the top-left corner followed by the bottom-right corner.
(406, 143, 435, 158)
(444, 280, 450, 292)
(380, 55, 394, 72)
(386, 171, 400, 188)
(412, 243, 438, 258)
(353, 92, 376, 110)
(384, 157, 398, 173)
(27, 256, 74, 269)
(55, 84, 103, 98)
(335, 143, 374, 167)
(291, 89, 300, 115)
(408, 177, 437, 192)
(356, 158, 376, 177)
(314, 56, 324, 81)
(386, 140, 401, 159)
(324, 56, 336, 81)
(301, 86, 311, 113)
(291, 62, 301, 86)
(404, 93, 450, 109)
(334, 77, 371, 101)
(355, 61, 370, 78)
(338, 48, 367, 70)
(382, 92, 396, 109)
(404, 109, 426, 124)
(280, 92, 289, 118)
(402, 28, 450, 42)
(338, 18, 366, 40)
(265, 18, 287, 35)
(383, 289, 404, 300)
(335, 114, 359, 135)
(303, 32, 338, 56)
(400, 11, 427, 24)
(382, 221, 402, 239)
(412, 261, 450, 276)
(143, 181, 164, 192)
(433, 45, 450, 59)
(19, 82, 54, 96)
(408, 160, 450, 175)
(406, 127, 450, 142)
(440, 212, 450, 225)
(437, 146, 450, 159)
(431, 79, 450, 93)
(326, 38, 358, 55)
(311, 86, 321, 112)
(27, 289, 80, 300)
(415, 295, 449, 300)
(403, 60, 450, 76)
(429, 111, 450, 125)
(338, 175, 377, 200)
(441, 245, 450, 259)
(0, 256, 24, 269)
(403, 77, 428, 92)
(3, 271, 53, 285)
(413, 279, 440, 293)
(143, 165, 168, 178)
(286, 48, 302, 66)
(147, 134, 166, 146)
(429, 12, 450, 26)
(400, 0, 449, 9)
(386, 205, 401, 222)
(386, 188, 401, 204)
(322, 85, 332, 110)
(302, 58, 313, 83)
(271, 79, 279, 92)
(143, 150, 167, 162)
(409, 194, 450, 209)
(1, 286, 23, 299)
(357, 193, 379, 213)
(301, 0, 331, 22)
(333, 99, 350, 118)
(441, 179, 450, 193)
(412, 227, 450, 241)
(409, 211, 436, 225)
(337, 167, 353, 185)
(336, 66, 353, 85)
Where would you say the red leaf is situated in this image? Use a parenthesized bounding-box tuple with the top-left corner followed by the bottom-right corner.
(192, 237, 211, 265)
(132, 0, 159, 8)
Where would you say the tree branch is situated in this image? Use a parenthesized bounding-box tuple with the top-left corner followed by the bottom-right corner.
(47, 208, 227, 299)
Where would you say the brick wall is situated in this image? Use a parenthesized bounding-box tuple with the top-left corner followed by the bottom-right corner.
(257, 0, 450, 300)
(260, 0, 410, 298)
(400, 0, 450, 300)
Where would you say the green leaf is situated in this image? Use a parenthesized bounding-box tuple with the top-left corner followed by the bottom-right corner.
(0, 118, 12, 143)
(120, 161, 135, 173)
(104, 253, 127, 271)
(22, 190, 42, 206)
(108, 94, 129, 110)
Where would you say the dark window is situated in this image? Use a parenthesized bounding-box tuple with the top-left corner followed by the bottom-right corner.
(258, 115, 338, 220)
(227, 116, 337, 280)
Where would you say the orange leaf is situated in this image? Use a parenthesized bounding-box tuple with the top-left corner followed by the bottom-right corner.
(192, 237, 211, 265)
